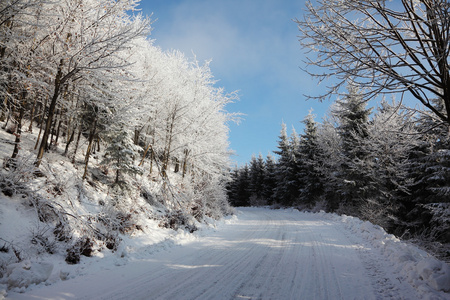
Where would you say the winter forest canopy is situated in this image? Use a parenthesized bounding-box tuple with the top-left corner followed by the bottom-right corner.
(228, 0, 450, 260)
(0, 0, 239, 265)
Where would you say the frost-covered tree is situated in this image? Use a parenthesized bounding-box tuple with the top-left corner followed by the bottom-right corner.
(248, 154, 266, 205)
(331, 85, 373, 214)
(31, 0, 151, 167)
(230, 164, 251, 207)
(355, 100, 419, 229)
(101, 126, 142, 186)
(298, 111, 323, 207)
(400, 97, 450, 241)
(315, 119, 342, 211)
(262, 154, 277, 205)
(273, 124, 302, 206)
(296, 0, 450, 125)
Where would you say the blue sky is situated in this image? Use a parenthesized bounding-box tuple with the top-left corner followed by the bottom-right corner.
(138, 0, 332, 166)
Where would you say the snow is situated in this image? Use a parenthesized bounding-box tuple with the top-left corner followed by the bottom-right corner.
(6, 261, 53, 289)
(2, 207, 449, 300)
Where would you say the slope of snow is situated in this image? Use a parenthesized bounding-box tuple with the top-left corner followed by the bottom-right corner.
(4, 208, 450, 300)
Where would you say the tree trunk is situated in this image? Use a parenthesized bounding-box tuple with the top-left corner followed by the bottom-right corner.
(63, 124, 76, 156)
(11, 95, 26, 161)
(82, 117, 97, 180)
(162, 112, 176, 177)
(174, 157, 179, 173)
(35, 61, 64, 167)
(28, 97, 37, 132)
(182, 149, 189, 178)
(35, 60, 78, 167)
(34, 96, 48, 150)
(139, 144, 152, 167)
(3, 96, 15, 130)
(71, 123, 83, 164)
(54, 109, 63, 147)
(49, 109, 59, 148)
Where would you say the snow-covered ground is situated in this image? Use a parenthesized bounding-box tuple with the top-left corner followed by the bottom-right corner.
(3, 207, 449, 300)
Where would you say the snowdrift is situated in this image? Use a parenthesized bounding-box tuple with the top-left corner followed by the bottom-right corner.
(318, 211, 450, 295)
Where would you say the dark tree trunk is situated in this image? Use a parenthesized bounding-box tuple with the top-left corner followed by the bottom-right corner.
(72, 123, 83, 164)
(28, 97, 37, 132)
(82, 117, 97, 180)
(11, 94, 26, 161)
(34, 96, 48, 150)
(35, 60, 78, 167)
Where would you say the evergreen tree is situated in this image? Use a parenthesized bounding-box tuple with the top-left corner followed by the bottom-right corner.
(332, 84, 372, 215)
(273, 124, 301, 206)
(101, 127, 142, 186)
(248, 154, 266, 205)
(233, 164, 251, 207)
(400, 97, 450, 242)
(262, 154, 277, 205)
(298, 111, 323, 207)
(314, 119, 343, 211)
(355, 100, 418, 229)
(227, 166, 241, 206)
(273, 123, 290, 205)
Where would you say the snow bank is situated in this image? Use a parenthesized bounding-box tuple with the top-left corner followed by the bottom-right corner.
(319, 211, 450, 294)
(5, 261, 53, 289)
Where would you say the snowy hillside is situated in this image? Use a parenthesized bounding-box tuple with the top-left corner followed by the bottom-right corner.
(0, 115, 232, 298)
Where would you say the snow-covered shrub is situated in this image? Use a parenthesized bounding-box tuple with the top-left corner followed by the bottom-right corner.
(0, 155, 36, 197)
(422, 203, 450, 243)
(52, 222, 73, 243)
(95, 210, 139, 235)
(159, 210, 197, 233)
(65, 236, 94, 265)
(30, 226, 57, 255)
(310, 199, 328, 213)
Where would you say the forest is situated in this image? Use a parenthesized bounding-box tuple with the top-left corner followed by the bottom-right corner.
(227, 88, 450, 261)
(0, 0, 449, 278)
(229, 0, 450, 261)
(0, 0, 238, 267)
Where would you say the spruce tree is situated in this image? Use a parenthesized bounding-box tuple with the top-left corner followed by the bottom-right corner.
(248, 154, 266, 205)
(262, 154, 277, 205)
(273, 123, 290, 205)
(332, 84, 372, 214)
(298, 111, 323, 207)
(101, 127, 142, 186)
(234, 164, 251, 207)
(355, 100, 418, 229)
(401, 97, 450, 242)
(273, 124, 301, 206)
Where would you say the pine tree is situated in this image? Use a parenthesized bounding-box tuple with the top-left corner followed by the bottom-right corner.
(332, 84, 372, 214)
(231, 164, 251, 207)
(101, 127, 142, 186)
(273, 124, 301, 206)
(248, 154, 266, 205)
(400, 97, 450, 242)
(314, 119, 343, 211)
(298, 111, 323, 207)
(262, 154, 277, 205)
(355, 100, 418, 229)
(227, 166, 240, 206)
(273, 123, 290, 205)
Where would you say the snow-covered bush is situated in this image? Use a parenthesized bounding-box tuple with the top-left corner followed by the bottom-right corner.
(159, 210, 198, 233)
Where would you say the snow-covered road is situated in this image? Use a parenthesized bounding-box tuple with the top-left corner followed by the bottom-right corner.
(8, 208, 448, 300)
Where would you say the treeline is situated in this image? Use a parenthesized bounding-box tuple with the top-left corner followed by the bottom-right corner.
(1, 1, 237, 219)
(228, 85, 450, 247)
